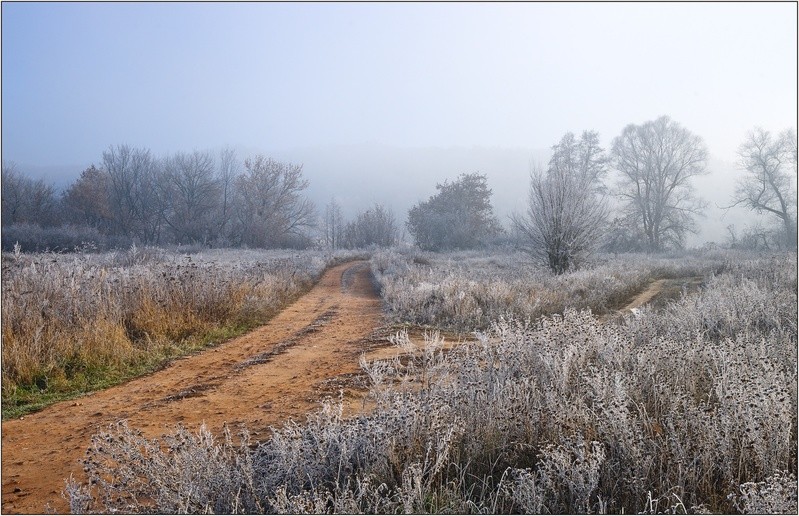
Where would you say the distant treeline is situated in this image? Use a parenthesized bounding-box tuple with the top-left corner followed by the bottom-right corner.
(1, 146, 400, 252)
(2, 117, 796, 260)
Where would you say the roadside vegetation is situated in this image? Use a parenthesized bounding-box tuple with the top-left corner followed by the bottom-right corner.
(66, 249, 797, 514)
(369, 247, 731, 331)
(1, 246, 365, 419)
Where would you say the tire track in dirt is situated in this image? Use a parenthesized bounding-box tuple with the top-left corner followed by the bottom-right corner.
(620, 279, 668, 313)
(1, 260, 383, 514)
(603, 275, 704, 322)
(596, 279, 668, 324)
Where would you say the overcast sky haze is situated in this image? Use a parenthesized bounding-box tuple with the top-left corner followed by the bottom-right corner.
(1, 1, 797, 244)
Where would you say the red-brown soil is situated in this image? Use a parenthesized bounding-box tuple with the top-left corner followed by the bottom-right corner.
(1, 260, 386, 514)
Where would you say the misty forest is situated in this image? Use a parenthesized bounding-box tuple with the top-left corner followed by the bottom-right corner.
(2, 115, 797, 515)
(3, 118, 797, 255)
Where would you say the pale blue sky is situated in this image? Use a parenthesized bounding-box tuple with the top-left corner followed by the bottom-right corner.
(3, 1, 795, 168)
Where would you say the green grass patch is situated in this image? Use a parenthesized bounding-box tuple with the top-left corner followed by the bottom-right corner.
(1, 322, 260, 420)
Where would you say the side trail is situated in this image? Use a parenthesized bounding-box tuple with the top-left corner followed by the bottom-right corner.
(1, 260, 383, 514)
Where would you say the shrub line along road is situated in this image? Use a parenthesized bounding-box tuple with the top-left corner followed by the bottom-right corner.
(0, 259, 673, 514)
(1, 260, 383, 514)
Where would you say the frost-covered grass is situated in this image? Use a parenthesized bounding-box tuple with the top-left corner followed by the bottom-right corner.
(1, 246, 366, 418)
(369, 247, 736, 330)
(69, 251, 797, 514)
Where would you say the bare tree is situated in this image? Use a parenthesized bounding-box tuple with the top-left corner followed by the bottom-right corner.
(2, 161, 29, 225)
(215, 147, 240, 243)
(1, 161, 59, 227)
(103, 144, 164, 244)
(513, 131, 609, 274)
(323, 198, 344, 249)
(160, 151, 220, 244)
(611, 116, 708, 252)
(231, 156, 315, 248)
(725, 223, 776, 251)
(728, 127, 797, 249)
(342, 203, 398, 249)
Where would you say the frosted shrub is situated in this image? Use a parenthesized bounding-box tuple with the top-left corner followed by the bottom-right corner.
(729, 470, 798, 514)
(505, 436, 606, 514)
(70, 393, 467, 513)
(66, 421, 264, 514)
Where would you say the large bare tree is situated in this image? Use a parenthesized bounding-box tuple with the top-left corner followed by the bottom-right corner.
(729, 127, 797, 249)
(160, 151, 220, 244)
(611, 116, 708, 252)
(102, 144, 164, 244)
(232, 156, 315, 248)
(513, 131, 609, 274)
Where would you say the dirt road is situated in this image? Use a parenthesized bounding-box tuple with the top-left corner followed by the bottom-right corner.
(614, 276, 704, 317)
(1, 260, 384, 514)
(621, 279, 668, 312)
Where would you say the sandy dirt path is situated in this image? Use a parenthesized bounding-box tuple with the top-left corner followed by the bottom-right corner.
(1, 260, 384, 514)
(618, 276, 704, 314)
(598, 278, 669, 323)
(620, 279, 668, 312)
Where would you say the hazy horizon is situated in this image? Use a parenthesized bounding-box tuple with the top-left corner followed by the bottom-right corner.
(2, 2, 796, 246)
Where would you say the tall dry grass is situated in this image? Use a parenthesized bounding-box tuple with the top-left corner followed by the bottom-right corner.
(68, 251, 797, 514)
(1, 246, 364, 416)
